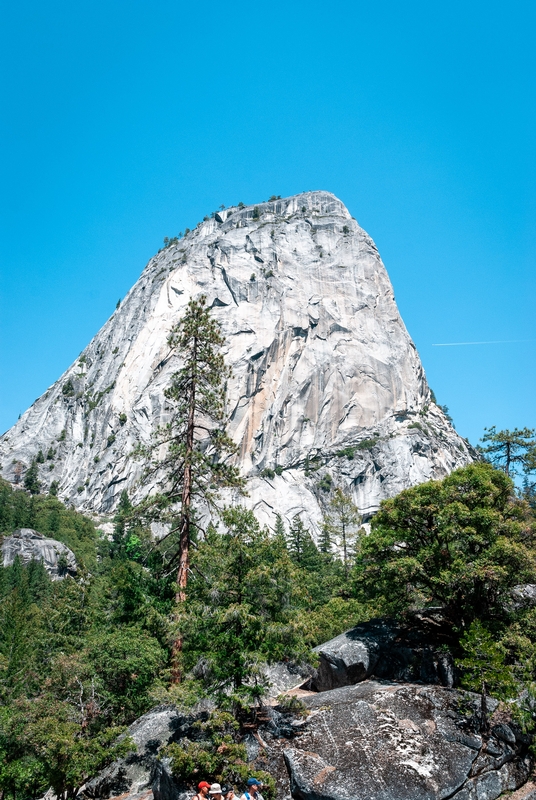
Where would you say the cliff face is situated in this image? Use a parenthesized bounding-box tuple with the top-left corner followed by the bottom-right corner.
(0, 191, 473, 533)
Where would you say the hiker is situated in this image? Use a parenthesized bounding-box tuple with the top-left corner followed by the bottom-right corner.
(192, 781, 211, 800)
(240, 778, 264, 800)
(208, 784, 223, 799)
(221, 785, 237, 800)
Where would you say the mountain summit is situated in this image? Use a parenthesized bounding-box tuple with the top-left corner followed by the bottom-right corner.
(1, 191, 473, 532)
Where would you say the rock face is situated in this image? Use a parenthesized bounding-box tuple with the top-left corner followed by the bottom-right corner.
(85, 683, 532, 800)
(313, 617, 456, 692)
(1, 528, 77, 578)
(0, 191, 473, 533)
(282, 682, 531, 800)
(84, 705, 189, 800)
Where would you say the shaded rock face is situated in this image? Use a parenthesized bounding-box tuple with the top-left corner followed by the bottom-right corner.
(282, 682, 531, 800)
(1, 528, 76, 579)
(313, 618, 456, 692)
(84, 705, 191, 800)
(0, 191, 473, 533)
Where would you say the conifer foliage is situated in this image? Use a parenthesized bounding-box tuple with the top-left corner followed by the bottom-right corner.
(137, 296, 243, 583)
(134, 295, 243, 679)
(323, 488, 361, 579)
(479, 426, 536, 478)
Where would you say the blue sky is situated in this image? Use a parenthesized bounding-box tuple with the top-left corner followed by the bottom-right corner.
(1, 0, 535, 445)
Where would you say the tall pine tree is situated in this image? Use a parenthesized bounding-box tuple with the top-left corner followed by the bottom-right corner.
(134, 295, 244, 680)
(479, 426, 536, 478)
(323, 488, 361, 579)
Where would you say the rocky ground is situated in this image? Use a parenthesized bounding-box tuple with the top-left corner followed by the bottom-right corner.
(83, 680, 532, 800)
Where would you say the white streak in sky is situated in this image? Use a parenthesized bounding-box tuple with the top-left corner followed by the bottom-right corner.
(432, 340, 533, 347)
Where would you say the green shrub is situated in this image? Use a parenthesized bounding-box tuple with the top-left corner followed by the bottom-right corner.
(119, 413, 127, 426)
(87, 383, 115, 411)
(336, 446, 355, 459)
(319, 473, 333, 493)
(276, 694, 309, 716)
(62, 380, 75, 397)
(357, 438, 378, 450)
(162, 712, 275, 798)
(261, 467, 275, 479)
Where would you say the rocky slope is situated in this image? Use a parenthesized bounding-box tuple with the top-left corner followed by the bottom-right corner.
(84, 682, 532, 800)
(0, 191, 473, 533)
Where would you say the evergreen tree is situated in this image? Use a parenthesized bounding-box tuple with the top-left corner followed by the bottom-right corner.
(354, 463, 536, 625)
(273, 513, 286, 542)
(287, 514, 321, 571)
(134, 295, 244, 680)
(318, 523, 332, 555)
(23, 461, 40, 496)
(184, 507, 310, 710)
(457, 621, 516, 732)
(323, 488, 361, 579)
(479, 426, 536, 478)
(111, 490, 133, 558)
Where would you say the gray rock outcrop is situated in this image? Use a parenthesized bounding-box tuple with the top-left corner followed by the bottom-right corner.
(0, 191, 474, 534)
(84, 705, 190, 800)
(85, 682, 532, 800)
(282, 682, 531, 800)
(313, 617, 456, 691)
(1, 528, 76, 578)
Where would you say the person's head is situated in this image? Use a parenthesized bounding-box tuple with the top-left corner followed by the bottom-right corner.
(198, 781, 211, 797)
(208, 783, 222, 799)
(221, 786, 234, 799)
(246, 778, 260, 794)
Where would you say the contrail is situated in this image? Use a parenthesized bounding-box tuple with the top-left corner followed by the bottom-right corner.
(432, 339, 534, 347)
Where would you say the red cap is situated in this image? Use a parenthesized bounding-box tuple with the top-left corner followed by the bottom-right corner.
(198, 783, 211, 790)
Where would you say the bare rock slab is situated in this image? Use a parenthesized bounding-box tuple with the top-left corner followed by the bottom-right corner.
(0, 192, 474, 531)
(1, 528, 77, 579)
(282, 682, 530, 800)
